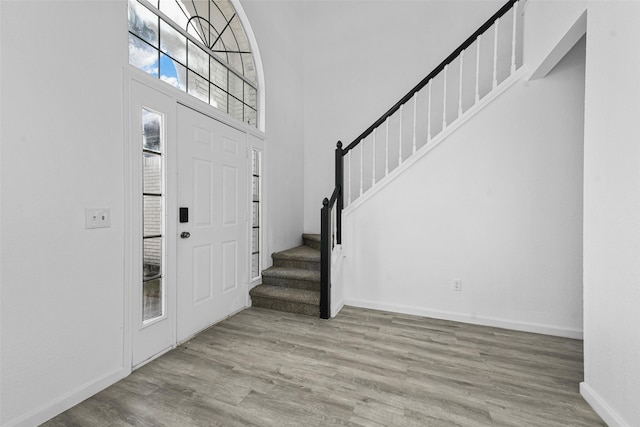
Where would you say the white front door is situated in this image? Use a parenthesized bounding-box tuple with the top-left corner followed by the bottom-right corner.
(176, 104, 248, 342)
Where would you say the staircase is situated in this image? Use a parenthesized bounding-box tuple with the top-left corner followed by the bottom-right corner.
(249, 234, 321, 316)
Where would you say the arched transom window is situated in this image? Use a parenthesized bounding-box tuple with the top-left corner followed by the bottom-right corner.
(128, 0, 258, 127)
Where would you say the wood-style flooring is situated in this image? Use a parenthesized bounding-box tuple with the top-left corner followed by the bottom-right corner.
(44, 306, 604, 426)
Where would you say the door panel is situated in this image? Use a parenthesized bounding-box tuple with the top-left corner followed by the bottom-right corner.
(193, 244, 213, 303)
(222, 165, 238, 225)
(222, 241, 238, 292)
(194, 159, 213, 226)
(177, 104, 248, 342)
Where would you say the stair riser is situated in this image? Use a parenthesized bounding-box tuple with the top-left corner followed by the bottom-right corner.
(262, 276, 320, 291)
(272, 258, 320, 271)
(303, 238, 321, 251)
(252, 297, 319, 317)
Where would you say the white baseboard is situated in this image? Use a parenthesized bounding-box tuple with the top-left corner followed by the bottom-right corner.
(4, 367, 128, 427)
(580, 382, 631, 427)
(343, 298, 583, 339)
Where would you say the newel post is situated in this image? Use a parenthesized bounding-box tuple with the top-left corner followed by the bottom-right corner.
(335, 141, 344, 245)
(320, 198, 331, 319)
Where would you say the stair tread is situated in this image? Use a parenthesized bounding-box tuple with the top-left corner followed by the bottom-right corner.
(272, 245, 320, 261)
(250, 285, 320, 305)
(302, 233, 321, 243)
(262, 267, 320, 282)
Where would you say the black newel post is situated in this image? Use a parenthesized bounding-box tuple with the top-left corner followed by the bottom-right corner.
(335, 141, 343, 245)
(320, 198, 331, 319)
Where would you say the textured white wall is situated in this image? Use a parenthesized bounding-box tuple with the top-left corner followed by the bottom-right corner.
(1, 2, 128, 425)
(582, 2, 640, 426)
(302, 0, 503, 232)
(342, 37, 586, 337)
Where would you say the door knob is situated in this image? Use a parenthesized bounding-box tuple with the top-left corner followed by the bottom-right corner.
(180, 231, 191, 239)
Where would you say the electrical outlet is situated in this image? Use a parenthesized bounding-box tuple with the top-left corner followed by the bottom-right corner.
(453, 279, 462, 291)
(85, 208, 111, 229)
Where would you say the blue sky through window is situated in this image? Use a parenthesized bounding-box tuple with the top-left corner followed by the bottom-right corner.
(159, 54, 181, 89)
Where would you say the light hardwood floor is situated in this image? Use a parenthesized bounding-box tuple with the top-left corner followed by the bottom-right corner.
(44, 306, 604, 426)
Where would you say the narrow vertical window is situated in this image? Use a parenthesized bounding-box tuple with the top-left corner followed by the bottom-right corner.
(251, 149, 261, 280)
(142, 108, 165, 323)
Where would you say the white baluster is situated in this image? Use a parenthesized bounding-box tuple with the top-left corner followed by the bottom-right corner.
(511, 1, 518, 74)
(372, 128, 376, 186)
(427, 81, 432, 142)
(385, 117, 389, 176)
(442, 64, 448, 129)
(399, 104, 404, 165)
(359, 141, 363, 197)
(458, 50, 464, 117)
(348, 152, 352, 204)
(475, 35, 481, 103)
(412, 92, 417, 154)
(332, 205, 337, 249)
(493, 18, 499, 89)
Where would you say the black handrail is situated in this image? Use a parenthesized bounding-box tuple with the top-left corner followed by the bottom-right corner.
(343, 0, 518, 154)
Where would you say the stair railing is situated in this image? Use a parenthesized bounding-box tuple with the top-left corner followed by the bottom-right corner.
(319, 0, 522, 319)
(320, 142, 343, 319)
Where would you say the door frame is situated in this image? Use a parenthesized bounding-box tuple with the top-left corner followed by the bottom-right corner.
(124, 68, 266, 371)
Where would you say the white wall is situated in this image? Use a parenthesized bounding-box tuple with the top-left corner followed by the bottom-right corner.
(581, 2, 640, 426)
(343, 37, 586, 337)
(0, 0, 307, 424)
(1, 2, 128, 425)
(302, 0, 504, 232)
(523, 0, 587, 77)
(242, 0, 306, 255)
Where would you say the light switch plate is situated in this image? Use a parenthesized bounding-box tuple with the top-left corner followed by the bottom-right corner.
(85, 208, 111, 229)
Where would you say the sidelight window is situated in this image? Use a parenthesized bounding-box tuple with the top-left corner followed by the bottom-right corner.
(251, 149, 261, 280)
(142, 108, 165, 323)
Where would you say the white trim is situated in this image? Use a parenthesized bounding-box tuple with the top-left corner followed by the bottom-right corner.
(527, 10, 587, 81)
(1, 2, 5, 424)
(580, 382, 632, 427)
(127, 76, 178, 368)
(343, 298, 583, 339)
(330, 245, 345, 318)
(126, 66, 266, 139)
(247, 136, 265, 300)
(2, 368, 128, 427)
(122, 66, 134, 382)
(232, 0, 266, 133)
(332, 300, 345, 318)
(344, 67, 528, 217)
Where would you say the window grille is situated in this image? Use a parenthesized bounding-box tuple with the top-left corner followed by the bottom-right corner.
(128, 0, 258, 127)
